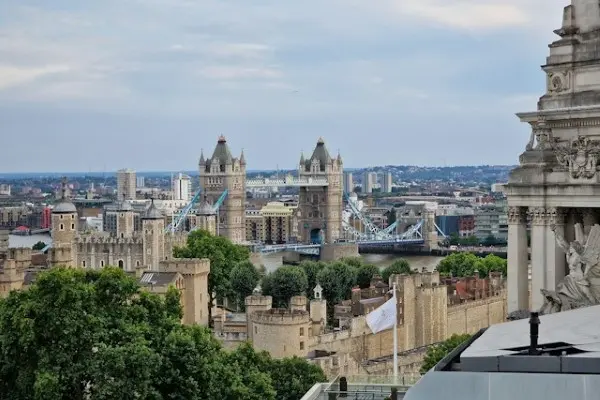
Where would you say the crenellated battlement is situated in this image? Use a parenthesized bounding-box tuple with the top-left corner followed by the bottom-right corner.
(75, 234, 145, 245)
(7, 247, 32, 262)
(159, 258, 209, 276)
(250, 308, 310, 325)
(245, 295, 273, 308)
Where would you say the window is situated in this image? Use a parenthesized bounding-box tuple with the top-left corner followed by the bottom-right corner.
(254, 326, 258, 334)
(118, 260, 124, 269)
(82, 261, 86, 267)
(300, 342, 304, 350)
(100, 260, 105, 267)
(71, 224, 75, 229)
(136, 260, 140, 267)
(300, 327, 304, 336)
(59, 224, 64, 230)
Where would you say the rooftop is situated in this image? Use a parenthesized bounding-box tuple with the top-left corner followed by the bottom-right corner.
(405, 306, 600, 400)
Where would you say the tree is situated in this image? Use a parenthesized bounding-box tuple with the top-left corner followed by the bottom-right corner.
(269, 357, 327, 400)
(448, 233, 460, 246)
(382, 259, 412, 282)
(317, 261, 357, 310)
(355, 264, 379, 289)
(298, 260, 324, 297)
(437, 253, 507, 277)
(32, 241, 46, 251)
(420, 334, 471, 374)
(262, 266, 308, 307)
(230, 260, 261, 310)
(173, 229, 250, 323)
(0, 267, 326, 399)
(482, 234, 497, 246)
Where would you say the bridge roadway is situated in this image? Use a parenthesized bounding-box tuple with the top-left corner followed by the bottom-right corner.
(246, 177, 329, 188)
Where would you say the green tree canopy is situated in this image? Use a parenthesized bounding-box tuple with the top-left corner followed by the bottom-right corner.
(436, 253, 507, 277)
(262, 266, 308, 307)
(173, 229, 250, 322)
(0, 267, 325, 399)
(298, 260, 325, 297)
(317, 261, 357, 307)
(382, 259, 412, 282)
(230, 260, 261, 310)
(420, 334, 471, 374)
(32, 241, 46, 251)
(355, 264, 379, 289)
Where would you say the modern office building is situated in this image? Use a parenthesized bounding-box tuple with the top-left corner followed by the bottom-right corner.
(116, 169, 136, 200)
(172, 173, 191, 201)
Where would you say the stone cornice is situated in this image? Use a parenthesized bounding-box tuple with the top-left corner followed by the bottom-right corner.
(517, 105, 600, 123)
(508, 206, 527, 225)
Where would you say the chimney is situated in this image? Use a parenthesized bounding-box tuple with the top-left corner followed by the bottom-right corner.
(529, 312, 540, 355)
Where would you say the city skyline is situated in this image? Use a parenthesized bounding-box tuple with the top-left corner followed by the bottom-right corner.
(1, 0, 566, 172)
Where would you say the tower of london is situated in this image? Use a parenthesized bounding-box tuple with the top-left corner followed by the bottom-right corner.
(48, 179, 187, 271)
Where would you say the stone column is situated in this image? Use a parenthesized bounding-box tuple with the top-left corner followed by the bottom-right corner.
(507, 206, 529, 312)
(528, 207, 566, 310)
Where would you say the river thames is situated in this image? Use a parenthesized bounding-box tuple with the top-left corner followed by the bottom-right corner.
(9, 234, 444, 272)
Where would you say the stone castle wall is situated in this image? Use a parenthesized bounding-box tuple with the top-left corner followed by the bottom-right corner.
(446, 290, 507, 336)
(251, 309, 311, 358)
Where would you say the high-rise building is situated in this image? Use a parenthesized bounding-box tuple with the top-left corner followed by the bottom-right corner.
(343, 172, 354, 193)
(136, 176, 145, 188)
(381, 172, 393, 193)
(172, 173, 191, 201)
(362, 171, 376, 194)
(117, 169, 136, 200)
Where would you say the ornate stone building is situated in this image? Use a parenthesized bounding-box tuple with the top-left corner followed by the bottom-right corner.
(245, 201, 298, 243)
(505, 0, 600, 312)
(47, 179, 187, 272)
(297, 138, 343, 244)
(199, 136, 246, 243)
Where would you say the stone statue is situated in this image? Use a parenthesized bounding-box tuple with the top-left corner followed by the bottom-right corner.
(540, 223, 600, 314)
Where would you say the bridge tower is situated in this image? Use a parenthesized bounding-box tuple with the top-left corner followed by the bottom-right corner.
(199, 136, 246, 243)
(297, 138, 343, 244)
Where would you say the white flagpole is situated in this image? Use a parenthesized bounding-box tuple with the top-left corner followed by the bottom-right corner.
(393, 282, 398, 383)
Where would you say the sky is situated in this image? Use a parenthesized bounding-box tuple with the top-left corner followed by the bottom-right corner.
(0, 0, 569, 172)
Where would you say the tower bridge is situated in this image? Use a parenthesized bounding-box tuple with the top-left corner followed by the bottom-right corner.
(167, 135, 446, 255)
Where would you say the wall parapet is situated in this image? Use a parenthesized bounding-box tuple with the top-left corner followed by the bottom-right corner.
(250, 308, 310, 325)
(447, 291, 506, 313)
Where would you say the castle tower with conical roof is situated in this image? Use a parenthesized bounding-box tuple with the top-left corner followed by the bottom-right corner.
(49, 177, 78, 267)
(297, 138, 343, 244)
(198, 136, 246, 243)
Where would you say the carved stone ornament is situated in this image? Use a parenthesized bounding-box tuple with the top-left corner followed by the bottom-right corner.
(526, 119, 556, 151)
(539, 224, 600, 314)
(527, 207, 565, 226)
(547, 71, 570, 94)
(552, 136, 600, 179)
(507, 206, 527, 224)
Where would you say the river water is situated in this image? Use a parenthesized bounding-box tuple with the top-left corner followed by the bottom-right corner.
(9, 234, 444, 273)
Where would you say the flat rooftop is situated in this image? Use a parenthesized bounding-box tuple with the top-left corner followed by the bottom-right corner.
(404, 305, 600, 400)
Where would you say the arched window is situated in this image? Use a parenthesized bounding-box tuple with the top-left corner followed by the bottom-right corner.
(82, 260, 86, 267)
(100, 260, 105, 267)
(118, 260, 124, 269)
(136, 260, 140, 267)
(71, 224, 75, 229)
(59, 224, 64, 230)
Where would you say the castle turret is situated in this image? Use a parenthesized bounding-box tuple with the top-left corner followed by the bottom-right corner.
(245, 294, 272, 342)
(310, 284, 327, 336)
(199, 136, 246, 243)
(116, 199, 134, 238)
(50, 177, 77, 267)
(142, 199, 165, 269)
(194, 197, 217, 235)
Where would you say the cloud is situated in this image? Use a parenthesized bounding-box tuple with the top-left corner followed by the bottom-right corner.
(0, 65, 71, 89)
(0, 0, 574, 171)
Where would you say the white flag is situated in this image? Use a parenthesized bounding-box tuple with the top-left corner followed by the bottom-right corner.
(365, 293, 397, 334)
